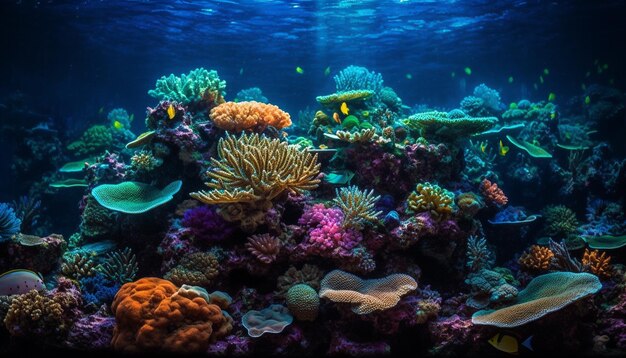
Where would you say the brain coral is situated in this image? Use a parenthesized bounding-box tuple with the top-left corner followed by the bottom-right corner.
(318, 270, 417, 314)
(210, 101, 292, 132)
(111, 277, 232, 353)
(471, 272, 601, 327)
(286, 284, 320, 321)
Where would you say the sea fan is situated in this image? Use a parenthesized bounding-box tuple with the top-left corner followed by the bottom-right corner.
(0, 202, 21, 242)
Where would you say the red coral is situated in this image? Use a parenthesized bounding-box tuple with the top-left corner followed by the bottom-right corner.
(479, 179, 508, 206)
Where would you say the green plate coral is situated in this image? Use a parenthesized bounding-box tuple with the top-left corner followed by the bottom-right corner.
(582, 234, 626, 249)
(91, 180, 182, 214)
(506, 135, 552, 158)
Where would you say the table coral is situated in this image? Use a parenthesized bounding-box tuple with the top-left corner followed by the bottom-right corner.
(111, 277, 232, 353)
(210, 101, 292, 132)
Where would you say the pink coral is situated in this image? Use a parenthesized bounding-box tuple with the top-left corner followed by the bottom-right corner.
(297, 204, 363, 257)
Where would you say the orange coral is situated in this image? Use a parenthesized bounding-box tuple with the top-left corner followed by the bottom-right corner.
(111, 277, 232, 353)
(518, 245, 554, 271)
(582, 249, 612, 279)
(209, 101, 292, 132)
(480, 179, 508, 206)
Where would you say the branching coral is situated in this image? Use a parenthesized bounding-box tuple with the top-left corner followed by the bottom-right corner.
(245, 233, 281, 264)
(544, 205, 579, 238)
(518, 245, 554, 272)
(549, 238, 584, 272)
(97, 247, 138, 284)
(466, 236, 495, 272)
(407, 182, 455, 219)
(0, 202, 21, 242)
(210, 101, 292, 132)
(479, 179, 508, 207)
(61, 253, 97, 280)
(582, 249, 612, 278)
(165, 252, 220, 287)
(333, 186, 381, 229)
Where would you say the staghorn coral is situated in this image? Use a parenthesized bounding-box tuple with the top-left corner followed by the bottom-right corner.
(582, 248, 612, 279)
(479, 179, 508, 207)
(318, 270, 417, 314)
(518, 245, 554, 272)
(111, 277, 232, 353)
(466, 235, 495, 272)
(97, 247, 138, 284)
(544, 205, 579, 238)
(333, 185, 381, 229)
(61, 253, 97, 280)
(0, 202, 22, 242)
(245, 233, 281, 264)
(210, 101, 291, 132)
(335, 128, 377, 143)
(165, 252, 220, 287)
(276, 264, 323, 296)
(285, 284, 319, 321)
(407, 182, 455, 219)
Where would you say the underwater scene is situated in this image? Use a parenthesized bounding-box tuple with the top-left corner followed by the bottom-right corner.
(1, 0, 626, 355)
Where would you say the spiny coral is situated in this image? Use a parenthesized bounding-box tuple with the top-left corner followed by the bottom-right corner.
(466, 236, 494, 272)
(210, 101, 292, 132)
(518, 245, 554, 272)
(61, 253, 97, 280)
(286, 284, 320, 321)
(407, 182, 455, 219)
(111, 277, 232, 352)
(165, 252, 220, 287)
(479, 179, 508, 207)
(245, 233, 281, 264)
(318, 270, 418, 314)
(543, 205, 579, 238)
(276, 264, 323, 296)
(97, 247, 138, 284)
(0, 202, 21, 242)
(582, 248, 612, 279)
(148, 67, 226, 107)
(333, 185, 381, 229)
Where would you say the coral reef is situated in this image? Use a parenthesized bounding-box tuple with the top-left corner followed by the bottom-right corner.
(407, 182, 455, 219)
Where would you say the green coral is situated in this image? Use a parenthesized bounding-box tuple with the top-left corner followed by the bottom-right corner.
(402, 111, 497, 139)
(286, 284, 320, 321)
(342, 115, 360, 130)
(316, 90, 374, 105)
(407, 182, 455, 219)
(67, 125, 113, 156)
(543, 205, 579, 238)
(148, 67, 226, 105)
(91, 180, 182, 214)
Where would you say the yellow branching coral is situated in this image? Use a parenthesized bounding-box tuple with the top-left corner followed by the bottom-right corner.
(518, 245, 554, 272)
(190, 133, 320, 204)
(333, 185, 382, 229)
(407, 182, 454, 219)
(582, 249, 612, 279)
(335, 128, 377, 143)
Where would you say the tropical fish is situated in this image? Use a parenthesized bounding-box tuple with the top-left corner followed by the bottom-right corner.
(333, 112, 341, 124)
(544, 68, 550, 75)
(499, 140, 509, 156)
(167, 103, 176, 119)
(539, 75, 544, 84)
(581, 83, 587, 91)
(533, 83, 538, 90)
(340, 102, 349, 115)
(98, 106, 104, 115)
(406, 73, 412, 80)
(0, 269, 45, 296)
(550, 111, 557, 120)
(296, 66, 304, 74)
(113, 120, 124, 130)
(548, 92, 556, 101)
(508, 76, 514, 83)
(451, 71, 456, 78)
(585, 71, 591, 78)
(324, 66, 331, 76)
(480, 142, 488, 153)
(464, 67, 472, 75)
(488, 333, 518, 354)
(585, 96, 591, 105)
(129, 113, 134, 122)
(565, 131, 572, 140)
(319, 144, 328, 149)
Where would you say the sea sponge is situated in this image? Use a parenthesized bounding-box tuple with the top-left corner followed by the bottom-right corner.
(245, 233, 281, 264)
(165, 252, 220, 287)
(407, 182, 455, 219)
(318, 270, 417, 314)
(543, 205, 579, 238)
(111, 277, 232, 353)
(479, 179, 508, 207)
(472, 272, 601, 327)
(285, 284, 320, 321)
(582, 249, 612, 279)
(241, 304, 293, 338)
(518, 245, 554, 272)
(210, 101, 292, 132)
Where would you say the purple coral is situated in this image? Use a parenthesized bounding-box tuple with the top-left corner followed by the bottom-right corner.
(181, 205, 235, 244)
(65, 309, 115, 350)
(297, 204, 363, 257)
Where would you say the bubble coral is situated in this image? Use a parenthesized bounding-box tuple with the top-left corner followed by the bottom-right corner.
(318, 269, 418, 314)
(543, 205, 579, 238)
(210, 101, 292, 133)
(479, 179, 508, 207)
(245, 233, 281, 264)
(285, 284, 319, 321)
(407, 182, 455, 219)
(518, 245, 554, 272)
(111, 277, 232, 353)
(165, 251, 220, 287)
(582, 248, 612, 279)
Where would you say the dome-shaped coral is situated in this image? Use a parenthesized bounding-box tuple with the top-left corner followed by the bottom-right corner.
(286, 284, 319, 321)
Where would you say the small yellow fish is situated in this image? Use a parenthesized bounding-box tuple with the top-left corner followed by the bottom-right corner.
(324, 66, 331, 76)
(539, 75, 544, 84)
(499, 140, 509, 156)
(362, 111, 370, 118)
(333, 112, 341, 124)
(508, 76, 514, 83)
(550, 111, 557, 120)
(585, 95, 591, 105)
(464, 67, 472, 75)
(167, 104, 176, 119)
(488, 333, 518, 354)
(548, 92, 556, 101)
(480, 142, 488, 153)
(451, 71, 456, 78)
(296, 66, 304, 74)
(544, 68, 550, 75)
(406, 73, 412, 80)
(113, 120, 124, 130)
(319, 144, 328, 149)
(340, 102, 349, 115)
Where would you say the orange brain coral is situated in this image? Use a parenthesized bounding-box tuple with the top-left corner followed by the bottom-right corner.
(111, 277, 232, 353)
(209, 101, 292, 132)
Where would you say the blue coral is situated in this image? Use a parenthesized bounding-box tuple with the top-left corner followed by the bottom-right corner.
(334, 65, 384, 101)
(0, 202, 21, 242)
(79, 273, 120, 306)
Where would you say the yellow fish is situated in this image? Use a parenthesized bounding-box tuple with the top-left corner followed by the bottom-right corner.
(319, 144, 328, 149)
(585, 95, 591, 105)
(550, 111, 557, 120)
(362, 111, 370, 118)
(464, 67, 472, 75)
(548, 92, 556, 101)
(296, 66, 304, 74)
(488, 333, 518, 354)
(324, 66, 331, 76)
(113, 120, 123, 130)
(333, 112, 341, 124)
(340, 102, 349, 115)
(167, 104, 176, 119)
(480, 142, 488, 153)
(499, 140, 509, 156)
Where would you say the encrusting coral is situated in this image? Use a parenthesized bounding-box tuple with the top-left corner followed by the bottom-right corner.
(407, 182, 455, 219)
(210, 101, 292, 132)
